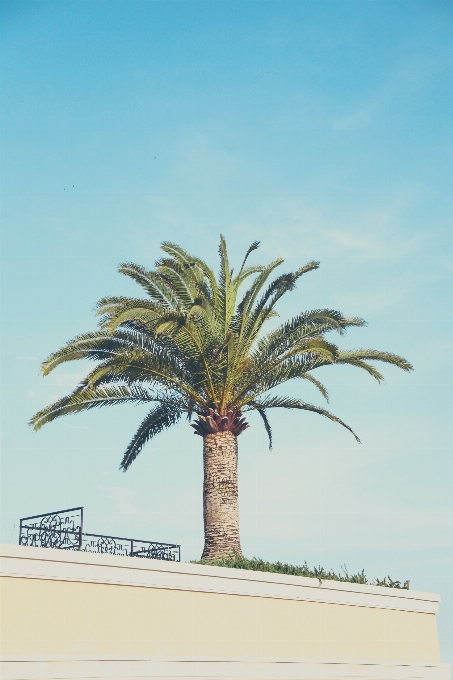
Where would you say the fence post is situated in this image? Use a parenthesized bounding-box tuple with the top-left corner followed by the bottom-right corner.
(78, 508, 84, 550)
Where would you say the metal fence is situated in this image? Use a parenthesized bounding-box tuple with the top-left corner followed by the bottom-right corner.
(19, 507, 180, 561)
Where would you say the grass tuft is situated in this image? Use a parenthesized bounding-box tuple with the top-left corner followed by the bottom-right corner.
(191, 555, 410, 589)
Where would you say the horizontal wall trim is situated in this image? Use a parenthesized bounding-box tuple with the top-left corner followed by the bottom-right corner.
(0, 544, 440, 614)
(1, 657, 450, 680)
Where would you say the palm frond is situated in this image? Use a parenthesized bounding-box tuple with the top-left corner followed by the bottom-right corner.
(156, 264, 195, 310)
(232, 344, 337, 405)
(120, 402, 183, 471)
(236, 262, 320, 359)
(337, 349, 413, 371)
(255, 408, 273, 450)
(30, 385, 152, 431)
(118, 262, 178, 309)
(256, 310, 366, 360)
(106, 307, 163, 334)
(218, 234, 235, 336)
(300, 374, 329, 401)
(40, 329, 152, 376)
(95, 296, 167, 328)
(159, 242, 219, 305)
(245, 395, 361, 442)
(238, 240, 260, 274)
(84, 348, 205, 403)
(337, 359, 385, 383)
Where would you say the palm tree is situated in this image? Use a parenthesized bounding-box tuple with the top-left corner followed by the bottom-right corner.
(30, 237, 412, 559)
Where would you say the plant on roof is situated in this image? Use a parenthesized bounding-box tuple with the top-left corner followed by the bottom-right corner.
(30, 237, 412, 559)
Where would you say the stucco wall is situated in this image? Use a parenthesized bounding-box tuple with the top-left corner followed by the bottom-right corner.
(0, 544, 450, 680)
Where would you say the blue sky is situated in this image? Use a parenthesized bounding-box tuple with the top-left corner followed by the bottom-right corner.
(1, 0, 452, 661)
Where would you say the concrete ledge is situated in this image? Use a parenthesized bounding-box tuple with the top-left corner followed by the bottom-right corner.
(0, 657, 451, 680)
(0, 544, 440, 613)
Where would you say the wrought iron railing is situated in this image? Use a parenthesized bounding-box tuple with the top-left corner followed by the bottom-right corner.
(19, 507, 180, 561)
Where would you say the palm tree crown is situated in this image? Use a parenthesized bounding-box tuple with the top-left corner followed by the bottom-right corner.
(31, 236, 412, 469)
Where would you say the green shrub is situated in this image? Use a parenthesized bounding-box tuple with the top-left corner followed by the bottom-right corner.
(192, 555, 409, 589)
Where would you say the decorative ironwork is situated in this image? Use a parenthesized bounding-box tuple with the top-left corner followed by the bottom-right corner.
(19, 507, 180, 562)
(81, 533, 180, 560)
(19, 507, 82, 550)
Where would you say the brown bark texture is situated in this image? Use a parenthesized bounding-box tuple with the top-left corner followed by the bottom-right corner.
(201, 430, 242, 560)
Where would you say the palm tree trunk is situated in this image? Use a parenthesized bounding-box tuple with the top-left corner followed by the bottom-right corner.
(201, 430, 242, 560)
